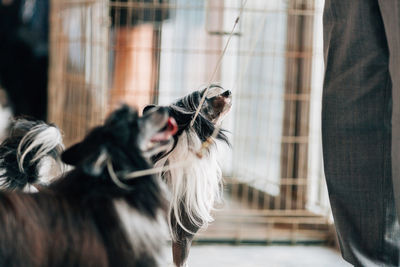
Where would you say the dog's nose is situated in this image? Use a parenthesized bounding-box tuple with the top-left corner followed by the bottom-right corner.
(221, 90, 232, 97)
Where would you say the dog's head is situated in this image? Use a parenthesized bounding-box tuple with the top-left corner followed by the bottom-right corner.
(198, 85, 232, 124)
(61, 105, 177, 177)
(143, 85, 231, 152)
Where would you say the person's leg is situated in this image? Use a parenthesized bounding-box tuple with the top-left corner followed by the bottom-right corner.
(322, 0, 400, 266)
(377, 0, 400, 225)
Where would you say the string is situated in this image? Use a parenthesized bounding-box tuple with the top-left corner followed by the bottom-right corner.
(107, 156, 195, 187)
(124, 160, 191, 179)
(121, 0, 249, 180)
(189, 0, 248, 128)
(107, 159, 133, 190)
(199, 1, 270, 157)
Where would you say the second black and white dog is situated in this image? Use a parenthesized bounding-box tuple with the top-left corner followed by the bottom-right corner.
(143, 85, 232, 267)
(0, 105, 178, 266)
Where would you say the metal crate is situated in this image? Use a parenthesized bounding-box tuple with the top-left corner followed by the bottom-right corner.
(48, 0, 331, 243)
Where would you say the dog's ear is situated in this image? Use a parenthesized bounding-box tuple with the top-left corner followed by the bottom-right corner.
(143, 104, 157, 115)
(61, 129, 109, 176)
(62, 105, 139, 176)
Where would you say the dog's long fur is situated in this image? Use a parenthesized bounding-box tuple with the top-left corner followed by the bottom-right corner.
(0, 118, 65, 192)
(155, 128, 223, 235)
(144, 85, 232, 267)
(0, 106, 171, 267)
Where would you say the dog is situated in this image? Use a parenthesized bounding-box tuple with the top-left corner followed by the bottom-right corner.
(0, 118, 65, 192)
(0, 105, 178, 267)
(143, 84, 232, 267)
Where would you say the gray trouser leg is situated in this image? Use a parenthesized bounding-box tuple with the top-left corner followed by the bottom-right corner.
(322, 0, 400, 266)
(378, 1, 400, 227)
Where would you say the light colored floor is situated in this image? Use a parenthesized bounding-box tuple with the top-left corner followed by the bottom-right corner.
(167, 245, 351, 267)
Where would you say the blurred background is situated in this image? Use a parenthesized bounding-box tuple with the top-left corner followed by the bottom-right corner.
(0, 0, 349, 266)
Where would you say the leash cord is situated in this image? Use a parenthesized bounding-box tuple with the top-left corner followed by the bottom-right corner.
(115, 0, 248, 181)
(189, 0, 248, 128)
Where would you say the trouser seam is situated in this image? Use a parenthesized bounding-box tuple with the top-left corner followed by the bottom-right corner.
(381, 72, 392, 266)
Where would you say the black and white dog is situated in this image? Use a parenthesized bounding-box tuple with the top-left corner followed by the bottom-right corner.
(144, 85, 232, 267)
(0, 118, 65, 192)
(0, 105, 178, 267)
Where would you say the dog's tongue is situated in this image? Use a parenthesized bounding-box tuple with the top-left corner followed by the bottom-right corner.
(166, 117, 178, 135)
(150, 117, 178, 142)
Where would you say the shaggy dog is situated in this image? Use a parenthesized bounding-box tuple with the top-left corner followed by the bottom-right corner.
(0, 105, 177, 267)
(143, 85, 232, 267)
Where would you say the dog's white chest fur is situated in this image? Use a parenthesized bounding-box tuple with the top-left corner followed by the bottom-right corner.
(155, 130, 222, 235)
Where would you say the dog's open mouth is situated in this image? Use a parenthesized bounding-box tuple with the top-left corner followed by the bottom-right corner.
(145, 117, 178, 155)
(150, 117, 178, 143)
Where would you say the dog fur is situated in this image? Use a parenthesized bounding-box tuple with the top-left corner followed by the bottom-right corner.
(0, 118, 64, 192)
(144, 85, 232, 267)
(0, 105, 175, 267)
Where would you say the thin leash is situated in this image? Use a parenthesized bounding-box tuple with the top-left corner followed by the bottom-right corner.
(195, 0, 269, 158)
(108, 0, 249, 184)
(189, 0, 248, 129)
(124, 159, 191, 179)
(107, 157, 195, 190)
(190, 0, 248, 158)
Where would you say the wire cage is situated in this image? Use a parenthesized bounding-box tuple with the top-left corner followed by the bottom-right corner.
(48, 0, 331, 243)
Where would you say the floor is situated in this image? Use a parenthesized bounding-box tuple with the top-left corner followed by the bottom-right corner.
(166, 245, 351, 267)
